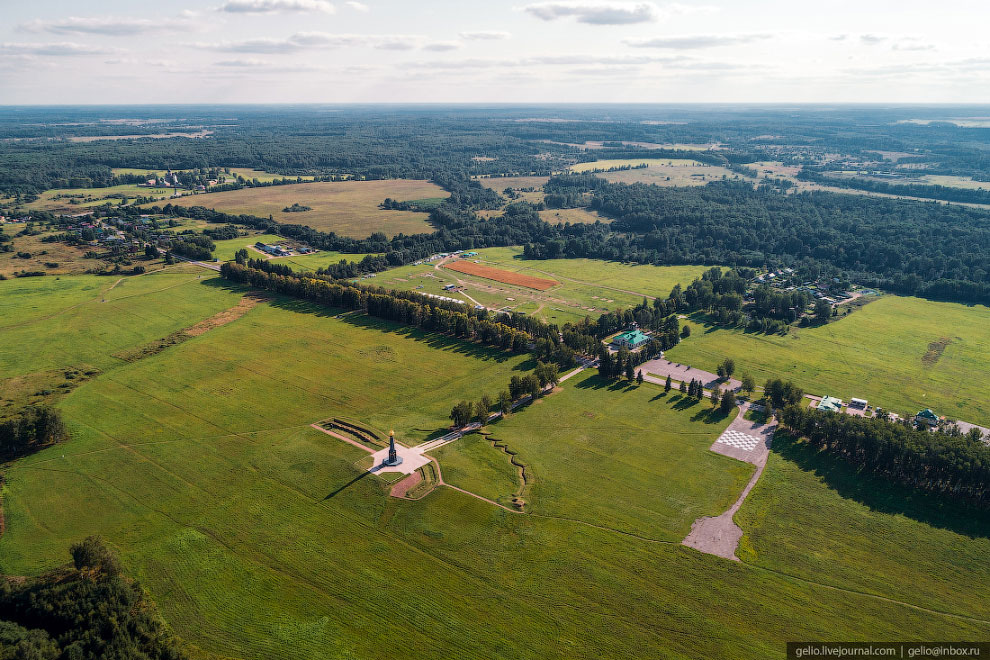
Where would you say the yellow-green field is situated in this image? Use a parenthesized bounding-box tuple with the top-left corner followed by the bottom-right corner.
(665, 295, 990, 426)
(15, 184, 177, 212)
(538, 207, 606, 224)
(154, 180, 448, 238)
(570, 158, 743, 186)
(376, 247, 707, 324)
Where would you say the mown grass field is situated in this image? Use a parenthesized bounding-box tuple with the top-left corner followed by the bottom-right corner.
(737, 431, 990, 620)
(665, 295, 990, 426)
(377, 247, 707, 324)
(477, 374, 752, 538)
(2, 275, 989, 658)
(570, 158, 743, 186)
(157, 180, 448, 238)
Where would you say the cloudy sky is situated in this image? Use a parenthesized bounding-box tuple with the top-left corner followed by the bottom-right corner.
(1, 0, 988, 104)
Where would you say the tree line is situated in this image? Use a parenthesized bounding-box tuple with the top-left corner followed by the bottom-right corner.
(778, 404, 990, 506)
(0, 406, 67, 461)
(798, 169, 990, 205)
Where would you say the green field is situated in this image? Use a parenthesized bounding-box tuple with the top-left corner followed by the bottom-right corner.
(478, 374, 752, 538)
(2, 275, 989, 657)
(665, 295, 990, 426)
(377, 247, 708, 324)
(737, 432, 990, 620)
(16, 183, 176, 212)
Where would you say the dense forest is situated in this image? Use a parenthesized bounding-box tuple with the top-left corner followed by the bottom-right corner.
(535, 176, 990, 304)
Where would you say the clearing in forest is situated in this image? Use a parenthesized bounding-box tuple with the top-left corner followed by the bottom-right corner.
(153, 179, 449, 238)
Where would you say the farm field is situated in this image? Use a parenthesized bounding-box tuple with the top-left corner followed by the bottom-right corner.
(570, 158, 744, 186)
(2, 281, 988, 657)
(737, 432, 990, 620)
(664, 295, 990, 426)
(377, 247, 707, 324)
(156, 180, 448, 238)
(0, 227, 101, 277)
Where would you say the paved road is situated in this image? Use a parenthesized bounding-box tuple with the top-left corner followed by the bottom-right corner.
(173, 255, 222, 272)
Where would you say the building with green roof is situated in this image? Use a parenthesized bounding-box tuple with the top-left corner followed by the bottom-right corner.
(915, 408, 940, 427)
(610, 329, 651, 350)
(817, 396, 843, 413)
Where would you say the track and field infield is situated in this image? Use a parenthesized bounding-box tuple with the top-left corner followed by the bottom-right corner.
(443, 260, 559, 290)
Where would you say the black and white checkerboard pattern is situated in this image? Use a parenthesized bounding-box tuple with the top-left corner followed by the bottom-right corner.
(716, 430, 762, 452)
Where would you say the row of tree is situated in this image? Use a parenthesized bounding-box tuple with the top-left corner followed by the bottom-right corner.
(449, 362, 561, 426)
(778, 404, 990, 505)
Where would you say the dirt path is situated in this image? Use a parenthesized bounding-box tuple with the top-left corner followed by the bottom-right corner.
(682, 403, 775, 561)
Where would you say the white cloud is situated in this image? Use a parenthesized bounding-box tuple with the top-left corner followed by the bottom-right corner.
(345, 1, 369, 10)
(859, 34, 886, 45)
(459, 31, 512, 40)
(21, 16, 192, 36)
(423, 41, 462, 51)
(218, 0, 335, 14)
(523, 1, 660, 25)
(0, 42, 116, 56)
(193, 32, 424, 53)
(216, 58, 269, 66)
(624, 34, 771, 49)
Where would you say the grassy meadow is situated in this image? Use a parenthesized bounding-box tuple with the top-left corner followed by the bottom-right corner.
(737, 431, 990, 620)
(2, 274, 989, 657)
(665, 295, 990, 426)
(478, 373, 753, 538)
(156, 180, 448, 238)
(377, 246, 707, 324)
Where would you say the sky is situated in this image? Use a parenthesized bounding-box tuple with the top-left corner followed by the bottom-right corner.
(1, 0, 988, 104)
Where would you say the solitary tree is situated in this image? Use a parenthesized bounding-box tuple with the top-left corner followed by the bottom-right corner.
(498, 390, 512, 415)
(474, 396, 492, 424)
(680, 325, 691, 339)
(710, 386, 721, 408)
(679, 380, 687, 394)
(814, 299, 831, 323)
(740, 373, 755, 395)
(722, 358, 735, 377)
(664, 374, 672, 392)
(450, 401, 472, 427)
(625, 359, 635, 381)
(636, 370, 644, 385)
(720, 389, 736, 415)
